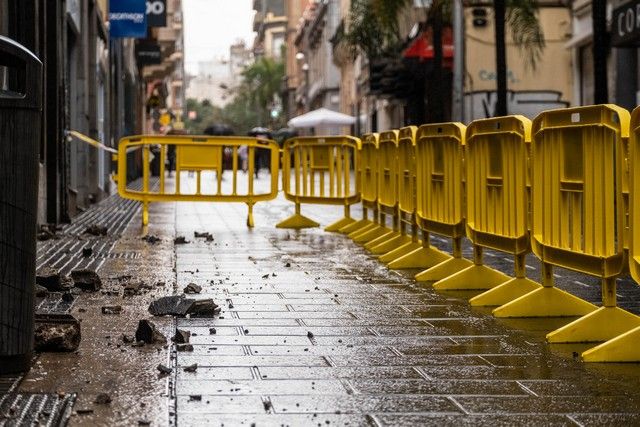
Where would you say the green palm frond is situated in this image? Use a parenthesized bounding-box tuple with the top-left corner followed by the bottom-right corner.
(506, 0, 545, 69)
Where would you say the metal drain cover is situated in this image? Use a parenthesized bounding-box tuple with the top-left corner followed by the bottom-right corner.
(0, 393, 76, 426)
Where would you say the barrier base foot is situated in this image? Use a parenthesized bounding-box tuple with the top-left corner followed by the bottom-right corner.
(469, 277, 542, 307)
(352, 225, 390, 244)
(339, 219, 372, 234)
(493, 286, 597, 318)
(369, 233, 411, 254)
(388, 246, 451, 270)
(546, 306, 640, 343)
(379, 241, 421, 264)
(276, 213, 320, 229)
(582, 325, 640, 362)
(433, 264, 511, 291)
(364, 231, 398, 251)
(325, 217, 355, 232)
(347, 223, 377, 240)
(415, 257, 473, 282)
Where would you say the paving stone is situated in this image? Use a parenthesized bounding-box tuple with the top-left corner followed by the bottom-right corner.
(373, 414, 574, 427)
(257, 366, 424, 380)
(270, 395, 460, 414)
(176, 379, 347, 396)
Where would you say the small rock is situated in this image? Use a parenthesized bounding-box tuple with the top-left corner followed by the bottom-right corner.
(174, 236, 189, 244)
(142, 234, 161, 244)
(94, 393, 112, 405)
(122, 334, 134, 344)
(123, 281, 141, 295)
(261, 274, 269, 279)
(148, 296, 219, 317)
(157, 364, 172, 376)
(209, 328, 217, 335)
(263, 400, 272, 411)
(101, 306, 122, 315)
(61, 292, 74, 303)
(307, 331, 314, 339)
(188, 395, 202, 401)
(37, 228, 57, 241)
(188, 299, 219, 317)
(138, 420, 151, 426)
(194, 231, 213, 241)
(173, 329, 191, 344)
(183, 363, 198, 373)
(135, 319, 167, 344)
(76, 409, 94, 415)
(34, 315, 81, 352)
(36, 266, 73, 292)
(70, 269, 102, 291)
(176, 344, 194, 352)
(285, 262, 291, 268)
(84, 224, 108, 236)
(34, 284, 49, 297)
(82, 247, 93, 257)
(183, 283, 202, 294)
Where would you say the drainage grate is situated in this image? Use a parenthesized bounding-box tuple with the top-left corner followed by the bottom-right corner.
(0, 377, 18, 395)
(35, 294, 75, 315)
(0, 393, 76, 427)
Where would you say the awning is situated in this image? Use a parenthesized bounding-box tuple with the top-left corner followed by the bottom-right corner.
(404, 26, 454, 62)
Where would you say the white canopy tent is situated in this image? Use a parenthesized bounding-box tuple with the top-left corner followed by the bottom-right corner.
(287, 108, 356, 128)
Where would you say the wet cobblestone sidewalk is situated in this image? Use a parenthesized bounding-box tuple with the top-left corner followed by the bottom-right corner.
(18, 175, 640, 426)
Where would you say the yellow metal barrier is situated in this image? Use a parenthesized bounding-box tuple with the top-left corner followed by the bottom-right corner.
(580, 106, 640, 362)
(276, 136, 361, 229)
(349, 132, 399, 244)
(493, 105, 640, 351)
(436, 116, 540, 296)
(117, 135, 280, 227)
(341, 133, 380, 235)
(365, 130, 413, 253)
(414, 123, 469, 282)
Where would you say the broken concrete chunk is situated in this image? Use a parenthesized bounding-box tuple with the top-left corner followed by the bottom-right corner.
(176, 343, 194, 352)
(34, 284, 49, 298)
(183, 363, 198, 373)
(174, 236, 189, 244)
(194, 231, 213, 240)
(142, 234, 161, 244)
(209, 328, 216, 335)
(173, 329, 191, 344)
(261, 274, 270, 279)
(148, 296, 219, 317)
(94, 393, 112, 405)
(70, 269, 102, 291)
(101, 305, 122, 315)
(34, 314, 81, 352)
(82, 247, 93, 257)
(123, 281, 141, 296)
(157, 364, 172, 376)
(36, 266, 73, 292)
(135, 320, 167, 345)
(84, 224, 108, 236)
(183, 283, 202, 294)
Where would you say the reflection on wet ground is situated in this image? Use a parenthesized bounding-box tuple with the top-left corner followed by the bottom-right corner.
(21, 174, 640, 425)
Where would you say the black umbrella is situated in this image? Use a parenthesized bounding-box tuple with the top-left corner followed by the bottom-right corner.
(248, 127, 272, 138)
(204, 124, 234, 136)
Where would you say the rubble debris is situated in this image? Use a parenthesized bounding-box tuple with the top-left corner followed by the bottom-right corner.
(135, 319, 167, 344)
(174, 236, 189, 244)
(37, 228, 57, 241)
(70, 269, 102, 291)
(82, 247, 93, 257)
(285, 262, 291, 268)
(155, 281, 166, 287)
(263, 400, 272, 411)
(188, 395, 202, 402)
(183, 363, 198, 373)
(176, 343, 194, 352)
(142, 234, 161, 244)
(84, 224, 108, 236)
(138, 420, 151, 426)
(76, 409, 94, 415)
(94, 393, 112, 405)
(123, 281, 142, 296)
(122, 334, 134, 344)
(261, 274, 270, 279)
(194, 231, 214, 241)
(209, 328, 216, 335)
(61, 292, 74, 303)
(307, 331, 314, 339)
(34, 314, 81, 352)
(148, 296, 219, 317)
(173, 329, 191, 344)
(101, 305, 122, 315)
(34, 284, 49, 297)
(157, 364, 172, 376)
(183, 283, 202, 294)
(36, 266, 73, 292)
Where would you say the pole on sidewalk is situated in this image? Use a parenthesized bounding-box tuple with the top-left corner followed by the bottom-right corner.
(452, 0, 465, 122)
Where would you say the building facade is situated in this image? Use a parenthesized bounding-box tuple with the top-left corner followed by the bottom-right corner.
(253, 0, 288, 59)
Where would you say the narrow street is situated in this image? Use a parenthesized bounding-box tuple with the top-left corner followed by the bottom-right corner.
(8, 175, 640, 426)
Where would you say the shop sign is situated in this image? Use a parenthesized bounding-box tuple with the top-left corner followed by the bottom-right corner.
(109, 0, 147, 38)
(136, 43, 162, 65)
(147, 0, 167, 28)
(612, 0, 640, 46)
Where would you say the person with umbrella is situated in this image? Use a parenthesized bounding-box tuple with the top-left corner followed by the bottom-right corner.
(248, 127, 272, 178)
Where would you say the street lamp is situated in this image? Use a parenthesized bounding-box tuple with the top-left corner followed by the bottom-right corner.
(301, 63, 310, 111)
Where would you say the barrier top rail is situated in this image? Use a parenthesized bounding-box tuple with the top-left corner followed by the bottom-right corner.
(397, 126, 418, 216)
(465, 115, 532, 254)
(361, 133, 379, 204)
(281, 135, 361, 206)
(377, 130, 400, 210)
(415, 122, 467, 238)
(531, 105, 630, 278)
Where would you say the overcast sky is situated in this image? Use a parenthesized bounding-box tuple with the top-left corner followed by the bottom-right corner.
(183, 0, 256, 74)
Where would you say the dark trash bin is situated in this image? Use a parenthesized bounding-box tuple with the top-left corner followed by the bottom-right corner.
(0, 36, 43, 374)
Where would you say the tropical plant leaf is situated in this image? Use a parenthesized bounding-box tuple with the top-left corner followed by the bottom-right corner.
(506, 0, 545, 70)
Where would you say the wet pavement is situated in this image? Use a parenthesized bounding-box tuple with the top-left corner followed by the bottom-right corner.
(16, 174, 640, 426)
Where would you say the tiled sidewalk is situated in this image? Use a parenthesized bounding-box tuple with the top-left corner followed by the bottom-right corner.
(172, 195, 640, 426)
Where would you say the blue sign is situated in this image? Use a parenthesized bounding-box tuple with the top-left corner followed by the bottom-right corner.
(109, 0, 147, 38)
